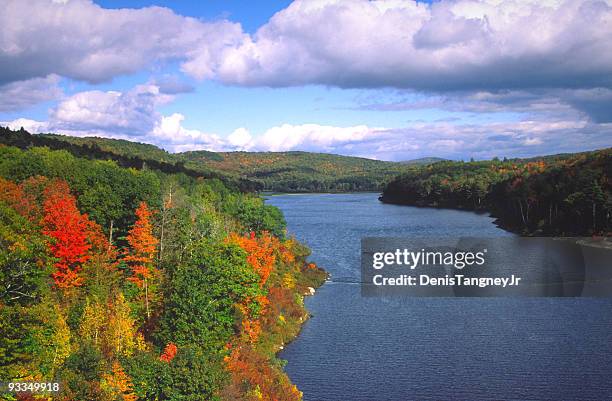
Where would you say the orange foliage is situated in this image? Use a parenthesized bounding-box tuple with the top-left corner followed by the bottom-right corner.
(103, 361, 138, 401)
(224, 347, 302, 401)
(1, 177, 113, 288)
(227, 231, 282, 343)
(241, 319, 262, 343)
(227, 231, 278, 287)
(159, 342, 178, 363)
(278, 238, 297, 265)
(0, 177, 39, 220)
(124, 202, 158, 287)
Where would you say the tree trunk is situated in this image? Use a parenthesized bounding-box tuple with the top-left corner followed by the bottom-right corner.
(144, 277, 150, 319)
(549, 203, 552, 225)
(108, 220, 114, 251)
(518, 199, 527, 227)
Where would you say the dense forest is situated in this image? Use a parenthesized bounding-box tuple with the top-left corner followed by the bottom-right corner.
(0, 140, 326, 400)
(0, 127, 260, 192)
(0, 128, 411, 193)
(179, 151, 407, 192)
(380, 149, 612, 235)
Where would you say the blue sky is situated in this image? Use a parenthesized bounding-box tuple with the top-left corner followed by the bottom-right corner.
(1, 0, 611, 160)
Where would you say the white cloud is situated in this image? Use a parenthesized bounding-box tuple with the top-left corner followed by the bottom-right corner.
(3, 112, 611, 160)
(0, 75, 62, 111)
(523, 137, 544, 146)
(151, 113, 225, 152)
(2, 0, 611, 94)
(50, 84, 170, 136)
(227, 127, 254, 150)
(0, 0, 242, 85)
(255, 123, 382, 152)
(2, 84, 224, 152)
(3, 118, 49, 133)
(188, 0, 612, 91)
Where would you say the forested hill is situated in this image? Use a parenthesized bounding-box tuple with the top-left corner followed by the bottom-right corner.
(0, 127, 261, 192)
(0, 127, 412, 192)
(178, 151, 408, 192)
(0, 139, 326, 399)
(380, 149, 612, 236)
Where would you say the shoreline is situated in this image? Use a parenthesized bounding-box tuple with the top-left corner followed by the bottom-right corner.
(378, 195, 536, 236)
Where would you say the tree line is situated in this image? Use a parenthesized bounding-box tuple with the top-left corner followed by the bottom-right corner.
(380, 149, 612, 236)
(0, 127, 261, 193)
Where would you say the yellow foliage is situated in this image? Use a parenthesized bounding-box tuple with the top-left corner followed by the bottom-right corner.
(79, 297, 106, 346)
(52, 305, 72, 371)
(282, 273, 295, 289)
(104, 292, 137, 357)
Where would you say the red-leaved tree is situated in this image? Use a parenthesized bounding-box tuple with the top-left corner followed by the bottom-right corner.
(42, 180, 92, 289)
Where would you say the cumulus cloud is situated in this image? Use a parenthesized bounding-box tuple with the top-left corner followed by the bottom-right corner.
(3, 118, 50, 133)
(226, 118, 609, 160)
(0, 75, 63, 111)
(2, 0, 611, 159)
(3, 0, 611, 93)
(0, 0, 242, 85)
(2, 83, 225, 152)
(189, 0, 612, 91)
(50, 84, 172, 136)
(151, 113, 225, 152)
(227, 127, 254, 150)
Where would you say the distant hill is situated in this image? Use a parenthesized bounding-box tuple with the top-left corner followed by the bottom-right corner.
(40, 134, 176, 163)
(178, 151, 407, 192)
(0, 127, 261, 192)
(400, 157, 447, 165)
(0, 128, 408, 193)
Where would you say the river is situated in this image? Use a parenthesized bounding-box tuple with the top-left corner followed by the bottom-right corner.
(266, 193, 612, 401)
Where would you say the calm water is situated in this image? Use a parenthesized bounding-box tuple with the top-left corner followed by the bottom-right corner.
(266, 193, 612, 401)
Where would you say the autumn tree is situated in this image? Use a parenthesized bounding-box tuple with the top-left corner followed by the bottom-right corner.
(227, 231, 280, 341)
(0, 177, 39, 221)
(227, 231, 278, 288)
(123, 202, 158, 319)
(104, 292, 138, 358)
(42, 180, 94, 289)
(101, 361, 138, 401)
(159, 342, 178, 363)
(79, 297, 106, 347)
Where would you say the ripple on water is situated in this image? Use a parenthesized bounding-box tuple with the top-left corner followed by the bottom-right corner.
(267, 193, 612, 401)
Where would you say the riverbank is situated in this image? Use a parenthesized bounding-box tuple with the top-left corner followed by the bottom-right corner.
(378, 193, 523, 233)
(221, 237, 327, 401)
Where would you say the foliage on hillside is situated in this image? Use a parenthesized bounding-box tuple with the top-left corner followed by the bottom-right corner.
(0, 127, 260, 192)
(2, 127, 412, 193)
(381, 149, 612, 235)
(179, 151, 407, 192)
(0, 143, 326, 401)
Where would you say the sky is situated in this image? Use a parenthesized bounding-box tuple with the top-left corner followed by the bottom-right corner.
(1, 0, 611, 161)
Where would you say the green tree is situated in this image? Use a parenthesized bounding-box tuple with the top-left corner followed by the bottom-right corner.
(157, 240, 263, 349)
(0, 201, 50, 306)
